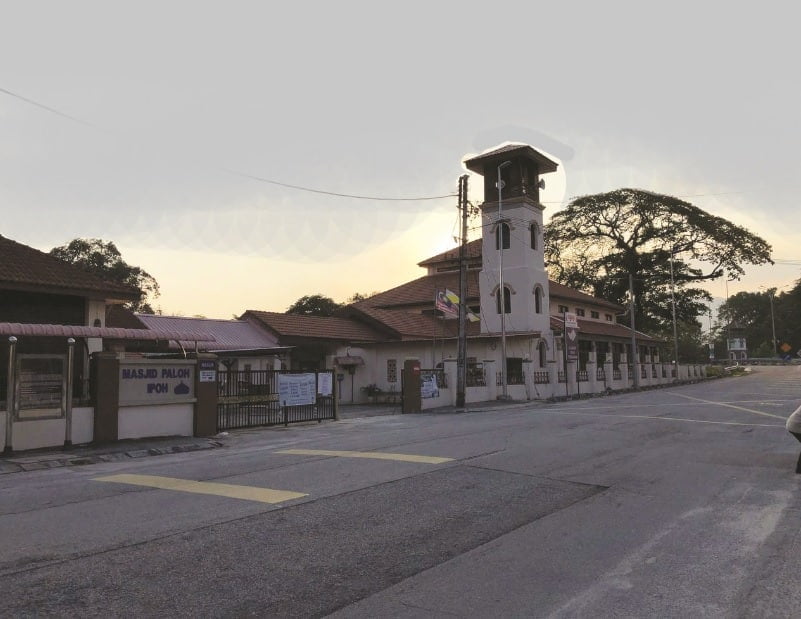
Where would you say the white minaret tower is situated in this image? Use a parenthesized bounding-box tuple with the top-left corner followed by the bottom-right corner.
(463, 144, 559, 337)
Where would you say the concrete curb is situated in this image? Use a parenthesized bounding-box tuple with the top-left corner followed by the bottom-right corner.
(0, 439, 224, 475)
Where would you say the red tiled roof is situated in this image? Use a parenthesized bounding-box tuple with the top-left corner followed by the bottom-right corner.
(550, 315, 660, 342)
(548, 280, 623, 311)
(106, 305, 148, 329)
(418, 240, 483, 267)
(359, 270, 480, 310)
(0, 234, 140, 300)
(419, 241, 623, 312)
(242, 310, 385, 342)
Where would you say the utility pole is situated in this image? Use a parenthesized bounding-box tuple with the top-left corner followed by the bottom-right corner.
(629, 273, 640, 389)
(669, 247, 679, 365)
(456, 175, 468, 408)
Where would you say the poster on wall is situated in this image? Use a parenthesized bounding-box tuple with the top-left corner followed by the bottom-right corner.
(420, 372, 439, 399)
(278, 373, 316, 406)
(317, 372, 333, 396)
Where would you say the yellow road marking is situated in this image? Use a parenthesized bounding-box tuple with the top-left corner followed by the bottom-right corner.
(276, 449, 453, 464)
(93, 474, 307, 504)
(668, 392, 787, 420)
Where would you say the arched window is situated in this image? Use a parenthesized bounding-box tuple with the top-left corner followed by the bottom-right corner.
(529, 222, 539, 250)
(538, 341, 547, 367)
(496, 222, 510, 250)
(534, 286, 543, 314)
(496, 286, 511, 314)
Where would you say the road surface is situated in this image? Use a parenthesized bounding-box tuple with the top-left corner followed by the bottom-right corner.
(1, 365, 800, 617)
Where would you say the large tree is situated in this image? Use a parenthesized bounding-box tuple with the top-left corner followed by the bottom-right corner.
(49, 238, 160, 313)
(545, 188, 773, 336)
(286, 294, 342, 317)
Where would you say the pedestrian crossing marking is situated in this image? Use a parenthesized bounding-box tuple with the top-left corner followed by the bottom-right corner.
(93, 474, 307, 504)
(276, 449, 453, 464)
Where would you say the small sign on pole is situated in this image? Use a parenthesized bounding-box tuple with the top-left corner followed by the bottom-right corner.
(564, 312, 579, 363)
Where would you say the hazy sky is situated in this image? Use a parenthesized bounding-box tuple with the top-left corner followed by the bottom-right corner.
(2, 1, 799, 317)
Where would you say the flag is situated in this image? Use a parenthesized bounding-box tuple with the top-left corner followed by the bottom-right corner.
(439, 289, 480, 322)
(435, 289, 458, 316)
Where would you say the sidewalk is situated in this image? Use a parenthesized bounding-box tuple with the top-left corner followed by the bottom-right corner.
(0, 398, 539, 475)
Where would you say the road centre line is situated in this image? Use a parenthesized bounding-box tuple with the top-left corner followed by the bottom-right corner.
(531, 409, 782, 427)
(93, 474, 307, 504)
(275, 449, 453, 464)
(551, 401, 790, 412)
(667, 392, 787, 419)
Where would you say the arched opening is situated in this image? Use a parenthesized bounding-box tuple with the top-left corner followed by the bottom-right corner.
(495, 286, 511, 314)
(495, 222, 510, 250)
(529, 222, 539, 250)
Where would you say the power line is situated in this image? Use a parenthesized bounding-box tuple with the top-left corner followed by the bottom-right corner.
(222, 169, 457, 202)
(0, 86, 457, 203)
(0, 87, 98, 128)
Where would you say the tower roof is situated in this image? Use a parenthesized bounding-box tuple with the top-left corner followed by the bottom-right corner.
(463, 143, 559, 176)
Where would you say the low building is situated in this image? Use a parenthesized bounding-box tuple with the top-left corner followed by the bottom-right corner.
(245, 144, 678, 406)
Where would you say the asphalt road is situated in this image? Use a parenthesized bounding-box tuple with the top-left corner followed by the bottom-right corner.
(2, 365, 801, 618)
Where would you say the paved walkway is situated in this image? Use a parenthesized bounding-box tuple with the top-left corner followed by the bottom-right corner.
(0, 399, 540, 475)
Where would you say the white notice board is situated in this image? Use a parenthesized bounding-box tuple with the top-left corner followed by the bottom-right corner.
(317, 372, 333, 396)
(278, 373, 316, 406)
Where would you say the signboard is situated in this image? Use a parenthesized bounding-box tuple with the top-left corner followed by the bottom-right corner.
(119, 362, 195, 405)
(317, 372, 333, 396)
(198, 360, 217, 383)
(564, 312, 579, 363)
(278, 373, 316, 406)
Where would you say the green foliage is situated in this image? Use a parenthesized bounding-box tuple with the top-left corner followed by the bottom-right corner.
(286, 294, 342, 317)
(49, 238, 160, 313)
(719, 279, 801, 358)
(545, 188, 773, 337)
(347, 291, 380, 303)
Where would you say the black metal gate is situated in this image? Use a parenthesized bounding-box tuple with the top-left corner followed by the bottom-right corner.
(217, 369, 335, 431)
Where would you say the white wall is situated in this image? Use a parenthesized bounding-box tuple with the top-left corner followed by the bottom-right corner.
(12, 417, 65, 451)
(72, 407, 93, 444)
(118, 403, 194, 440)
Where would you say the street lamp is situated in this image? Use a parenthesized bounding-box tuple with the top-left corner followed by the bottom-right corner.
(497, 160, 512, 400)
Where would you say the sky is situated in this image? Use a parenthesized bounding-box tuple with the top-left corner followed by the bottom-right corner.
(2, 1, 800, 318)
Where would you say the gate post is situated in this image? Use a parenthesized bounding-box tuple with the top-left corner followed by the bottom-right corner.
(401, 360, 421, 413)
(4, 336, 17, 454)
(92, 352, 120, 442)
(64, 338, 75, 447)
(194, 355, 219, 437)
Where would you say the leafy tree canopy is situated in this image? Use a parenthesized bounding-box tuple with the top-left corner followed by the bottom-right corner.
(49, 238, 160, 313)
(286, 294, 342, 317)
(346, 291, 380, 303)
(545, 188, 773, 335)
(718, 281, 801, 357)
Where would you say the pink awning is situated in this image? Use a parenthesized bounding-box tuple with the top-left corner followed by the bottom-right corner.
(0, 322, 216, 342)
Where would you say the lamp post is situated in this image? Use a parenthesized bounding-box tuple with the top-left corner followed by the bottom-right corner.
(497, 160, 512, 399)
